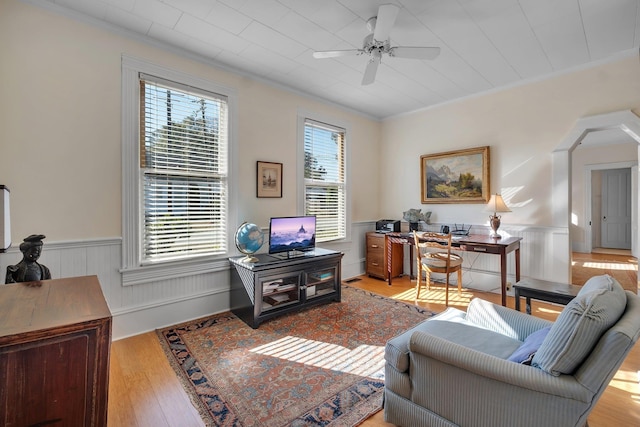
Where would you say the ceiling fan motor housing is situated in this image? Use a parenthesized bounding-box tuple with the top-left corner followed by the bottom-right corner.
(362, 33, 390, 57)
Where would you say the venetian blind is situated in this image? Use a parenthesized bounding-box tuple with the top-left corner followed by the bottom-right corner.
(303, 119, 346, 242)
(139, 75, 228, 262)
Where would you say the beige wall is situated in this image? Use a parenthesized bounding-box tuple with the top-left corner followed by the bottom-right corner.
(380, 56, 640, 229)
(0, 0, 380, 242)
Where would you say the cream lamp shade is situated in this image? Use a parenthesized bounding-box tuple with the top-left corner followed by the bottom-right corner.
(485, 194, 511, 239)
(1, 185, 10, 252)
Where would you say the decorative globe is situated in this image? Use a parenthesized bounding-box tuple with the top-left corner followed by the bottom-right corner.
(234, 222, 264, 262)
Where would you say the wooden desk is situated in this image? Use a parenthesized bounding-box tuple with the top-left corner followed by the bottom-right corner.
(386, 233, 522, 306)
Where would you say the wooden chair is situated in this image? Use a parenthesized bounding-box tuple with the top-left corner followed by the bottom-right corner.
(413, 231, 463, 306)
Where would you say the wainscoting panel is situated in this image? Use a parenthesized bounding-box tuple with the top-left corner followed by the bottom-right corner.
(376, 222, 569, 293)
(0, 223, 568, 339)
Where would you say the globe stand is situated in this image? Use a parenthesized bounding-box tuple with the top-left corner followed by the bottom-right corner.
(240, 255, 259, 263)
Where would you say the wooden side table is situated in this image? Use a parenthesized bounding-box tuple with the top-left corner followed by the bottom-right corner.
(0, 275, 112, 426)
(514, 278, 582, 314)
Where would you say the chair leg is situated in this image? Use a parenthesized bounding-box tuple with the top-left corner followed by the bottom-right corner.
(415, 262, 422, 299)
(457, 269, 462, 295)
(445, 274, 450, 307)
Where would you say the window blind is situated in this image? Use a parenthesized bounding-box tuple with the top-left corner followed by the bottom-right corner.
(303, 119, 346, 242)
(140, 76, 228, 262)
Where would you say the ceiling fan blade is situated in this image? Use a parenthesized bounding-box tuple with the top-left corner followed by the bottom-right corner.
(362, 58, 380, 85)
(373, 4, 399, 42)
(389, 46, 441, 60)
(313, 49, 362, 59)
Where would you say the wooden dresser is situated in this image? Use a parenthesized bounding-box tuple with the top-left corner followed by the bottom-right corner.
(366, 231, 403, 280)
(0, 275, 112, 427)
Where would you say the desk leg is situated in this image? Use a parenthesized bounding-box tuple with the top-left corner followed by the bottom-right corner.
(515, 246, 521, 282)
(526, 297, 532, 315)
(500, 252, 507, 307)
(386, 236, 393, 286)
(515, 288, 521, 311)
(409, 244, 414, 280)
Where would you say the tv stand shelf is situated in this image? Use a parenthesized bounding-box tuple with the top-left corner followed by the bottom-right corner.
(229, 248, 343, 328)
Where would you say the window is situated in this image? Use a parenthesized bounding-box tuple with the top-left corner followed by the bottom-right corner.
(140, 76, 228, 263)
(121, 57, 235, 284)
(303, 119, 347, 242)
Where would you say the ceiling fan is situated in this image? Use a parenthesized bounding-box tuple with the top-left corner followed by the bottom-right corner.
(312, 4, 441, 85)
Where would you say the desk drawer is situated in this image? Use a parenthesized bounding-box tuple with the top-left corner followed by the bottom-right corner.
(458, 243, 502, 255)
(367, 234, 385, 252)
(367, 259, 385, 278)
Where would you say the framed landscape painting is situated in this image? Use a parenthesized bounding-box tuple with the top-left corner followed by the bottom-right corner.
(420, 146, 490, 204)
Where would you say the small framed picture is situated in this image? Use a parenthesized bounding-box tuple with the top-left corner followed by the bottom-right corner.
(257, 161, 282, 198)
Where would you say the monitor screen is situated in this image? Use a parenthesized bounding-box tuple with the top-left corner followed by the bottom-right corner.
(268, 216, 316, 254)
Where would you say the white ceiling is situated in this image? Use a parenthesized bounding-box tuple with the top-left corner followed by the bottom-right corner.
(31, 0, 640, 119)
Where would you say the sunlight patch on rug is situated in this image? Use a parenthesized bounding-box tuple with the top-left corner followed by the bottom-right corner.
(250, 336, 385, 377)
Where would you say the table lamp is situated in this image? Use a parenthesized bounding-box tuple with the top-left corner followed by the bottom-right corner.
(1, 185, 10, 252)
(486, 194, 511, 239)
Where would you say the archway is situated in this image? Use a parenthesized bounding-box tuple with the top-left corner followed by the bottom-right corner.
(552, 110, 640, 284)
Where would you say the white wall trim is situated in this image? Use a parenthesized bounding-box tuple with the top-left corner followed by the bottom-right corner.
(111, 290, 231, 340)
(120, 55, 239, 286)
(386, 50, 640, 121)
(0, 237, 121, 253)
(296, 109, 353, 242)
(120, 258, 230, 286)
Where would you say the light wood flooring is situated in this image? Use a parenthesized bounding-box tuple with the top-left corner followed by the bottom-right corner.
(107, 253, 639, 427)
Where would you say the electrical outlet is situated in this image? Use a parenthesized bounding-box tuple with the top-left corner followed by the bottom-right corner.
(506, 281, 512, 291)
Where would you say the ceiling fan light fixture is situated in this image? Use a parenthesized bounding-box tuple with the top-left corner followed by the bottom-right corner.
(366, 17, 377, 34)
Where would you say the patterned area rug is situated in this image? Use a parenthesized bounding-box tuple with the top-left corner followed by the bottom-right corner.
(157, 285, 435, 426)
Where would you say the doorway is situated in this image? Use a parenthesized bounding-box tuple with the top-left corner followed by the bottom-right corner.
(553, 110, 640, 287)
(581, 161, 636, 254)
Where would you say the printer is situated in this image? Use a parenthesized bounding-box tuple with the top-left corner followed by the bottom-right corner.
(376, 219, 400, 233)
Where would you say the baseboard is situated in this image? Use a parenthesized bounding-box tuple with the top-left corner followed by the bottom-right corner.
(111, 288, 230, 340)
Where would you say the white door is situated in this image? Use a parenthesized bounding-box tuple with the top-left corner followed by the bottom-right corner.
(601, 168, 631, 249)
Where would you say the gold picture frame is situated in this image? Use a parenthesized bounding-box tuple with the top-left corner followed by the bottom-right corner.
(257, 161, 282, 198)
(420, 146, 490, 204)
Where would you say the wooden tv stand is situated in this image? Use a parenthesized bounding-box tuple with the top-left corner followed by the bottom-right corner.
(229, 248, 343, 328)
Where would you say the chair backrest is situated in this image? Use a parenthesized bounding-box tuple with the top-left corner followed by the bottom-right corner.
(413, 231, 454, 271)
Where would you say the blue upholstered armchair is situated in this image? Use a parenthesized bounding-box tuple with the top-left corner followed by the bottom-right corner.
(384, 275, 640, 427)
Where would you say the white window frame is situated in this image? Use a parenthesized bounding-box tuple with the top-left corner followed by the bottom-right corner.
(121, 56, 237, 286)
(297, 110, 351, 243)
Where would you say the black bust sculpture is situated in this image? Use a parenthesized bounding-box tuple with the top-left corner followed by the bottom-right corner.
(5, 234, 52, 284)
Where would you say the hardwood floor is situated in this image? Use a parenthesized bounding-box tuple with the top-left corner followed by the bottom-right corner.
(107, 253, 639, 426)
